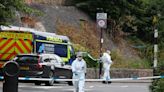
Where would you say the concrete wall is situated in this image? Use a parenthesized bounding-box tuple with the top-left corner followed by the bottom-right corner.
(86, 68, 153, 79)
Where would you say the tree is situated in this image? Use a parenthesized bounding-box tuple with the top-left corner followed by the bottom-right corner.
(73, 0, 149, 38)
(0, 0, 40, 25)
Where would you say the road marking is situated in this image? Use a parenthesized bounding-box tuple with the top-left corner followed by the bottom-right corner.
(63, 88, 93, 91)
(19, 85, 63, 89)
(19, 89, 45, 92)
(33, 86, 63, 89)
(121, 86, 129, 88)
(89, 86, 94, 88)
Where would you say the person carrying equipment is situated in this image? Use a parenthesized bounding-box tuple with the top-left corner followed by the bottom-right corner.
(100, 50, 113, 83)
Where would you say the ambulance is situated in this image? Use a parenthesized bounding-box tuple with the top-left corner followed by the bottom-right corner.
(0, 26, 75, 73)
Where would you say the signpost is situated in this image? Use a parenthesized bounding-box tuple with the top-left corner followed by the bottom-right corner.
(97, 13, 107, 28)
(96, 12, 107, 78)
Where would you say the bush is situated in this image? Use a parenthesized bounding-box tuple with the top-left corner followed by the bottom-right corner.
(150, 61, 164, 92)
(111, 49, 151, 69)
(150, 79, 164, 92)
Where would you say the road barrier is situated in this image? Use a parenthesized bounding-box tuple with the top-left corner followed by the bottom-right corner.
(0, 75, 163, 82)
(3, 61, 19, 92)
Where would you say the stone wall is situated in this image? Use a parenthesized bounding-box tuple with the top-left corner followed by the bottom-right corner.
(86, 68, 153, 79)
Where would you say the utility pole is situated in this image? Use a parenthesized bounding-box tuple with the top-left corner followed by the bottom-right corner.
(96, 8, 107, 78)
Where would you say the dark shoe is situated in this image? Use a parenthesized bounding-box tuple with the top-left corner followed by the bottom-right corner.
(108, 81, 112, 84)
(102, 81, 106, 84)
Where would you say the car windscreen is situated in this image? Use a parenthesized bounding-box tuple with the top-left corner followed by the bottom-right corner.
(54, 44, 67, 57)
(36, 42, 68, 57)
(15, 55, 39, 64)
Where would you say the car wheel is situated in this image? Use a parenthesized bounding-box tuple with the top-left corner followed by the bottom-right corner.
(35, 82, 41, 86)
(45, 71, 54, 86)
(68, 81, 73, 86)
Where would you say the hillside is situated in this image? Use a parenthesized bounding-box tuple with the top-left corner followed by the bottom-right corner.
(12, 0, 147, 68)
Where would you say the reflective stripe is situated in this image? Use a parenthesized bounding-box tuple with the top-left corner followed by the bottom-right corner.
(0, 37, 33, 60)
(15, 43, 24, 53)
(6, 52, 17, 60)
(0, 38, 14, 53)
(19, 39, 32, 53)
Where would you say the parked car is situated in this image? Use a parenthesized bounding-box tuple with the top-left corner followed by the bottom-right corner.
(13, 53, 73, 86)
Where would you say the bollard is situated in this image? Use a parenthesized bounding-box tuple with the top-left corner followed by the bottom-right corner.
(3, 61, 20, 92)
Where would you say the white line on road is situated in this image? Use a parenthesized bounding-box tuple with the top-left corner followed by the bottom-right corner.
(19, 85, 63, 89)
(89, 86, 94, 88)
(63, 88, 93, 91)
(121, 86, 129, 88)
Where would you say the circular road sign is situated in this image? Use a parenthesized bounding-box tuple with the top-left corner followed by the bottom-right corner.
(98, 20, 106, 27)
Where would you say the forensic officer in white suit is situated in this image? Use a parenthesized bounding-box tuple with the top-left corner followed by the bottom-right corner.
(100, 50, 113, 83)
(71, 52, 87, 92)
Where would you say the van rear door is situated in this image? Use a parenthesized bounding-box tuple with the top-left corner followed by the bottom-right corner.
(0, 31, 33, 68)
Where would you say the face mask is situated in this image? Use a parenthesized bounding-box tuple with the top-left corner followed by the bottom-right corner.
(77, 56, 82, 61)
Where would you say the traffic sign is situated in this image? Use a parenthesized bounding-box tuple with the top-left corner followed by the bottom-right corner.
(96, 13, 107, 19)
(97, 20, 106, 28)
(96, 13, 107, 28)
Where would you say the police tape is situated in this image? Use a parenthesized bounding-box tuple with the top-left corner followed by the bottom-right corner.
(0, 76, 164, 81)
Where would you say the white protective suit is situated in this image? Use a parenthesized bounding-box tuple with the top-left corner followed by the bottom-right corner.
(101, 52, 113, 81)
(71, 58, 87, 92)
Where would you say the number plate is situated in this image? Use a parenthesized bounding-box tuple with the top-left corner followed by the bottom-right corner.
(20, 66, 29, 70)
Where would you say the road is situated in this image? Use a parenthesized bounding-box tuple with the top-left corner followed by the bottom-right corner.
(0, 82, 151, 92)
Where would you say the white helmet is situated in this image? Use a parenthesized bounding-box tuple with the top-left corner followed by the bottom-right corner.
(106, 50, 111, 54)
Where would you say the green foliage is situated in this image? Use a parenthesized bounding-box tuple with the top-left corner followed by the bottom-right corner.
(73, 0, 164, 69)
(127, 35, 154, 61)
(74, 0, 147, 29)
(156, 61, 164, 76)
(73, 0, 164, 43)
(150, 58, 164, 92)
(83, 52, 98, 68)
(72, 43, 89, 52)
(0, 0, 41, 25)
(150, 79, 164, 92)
(150, 0, 164, 75)
(111, 49, 151, 69)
